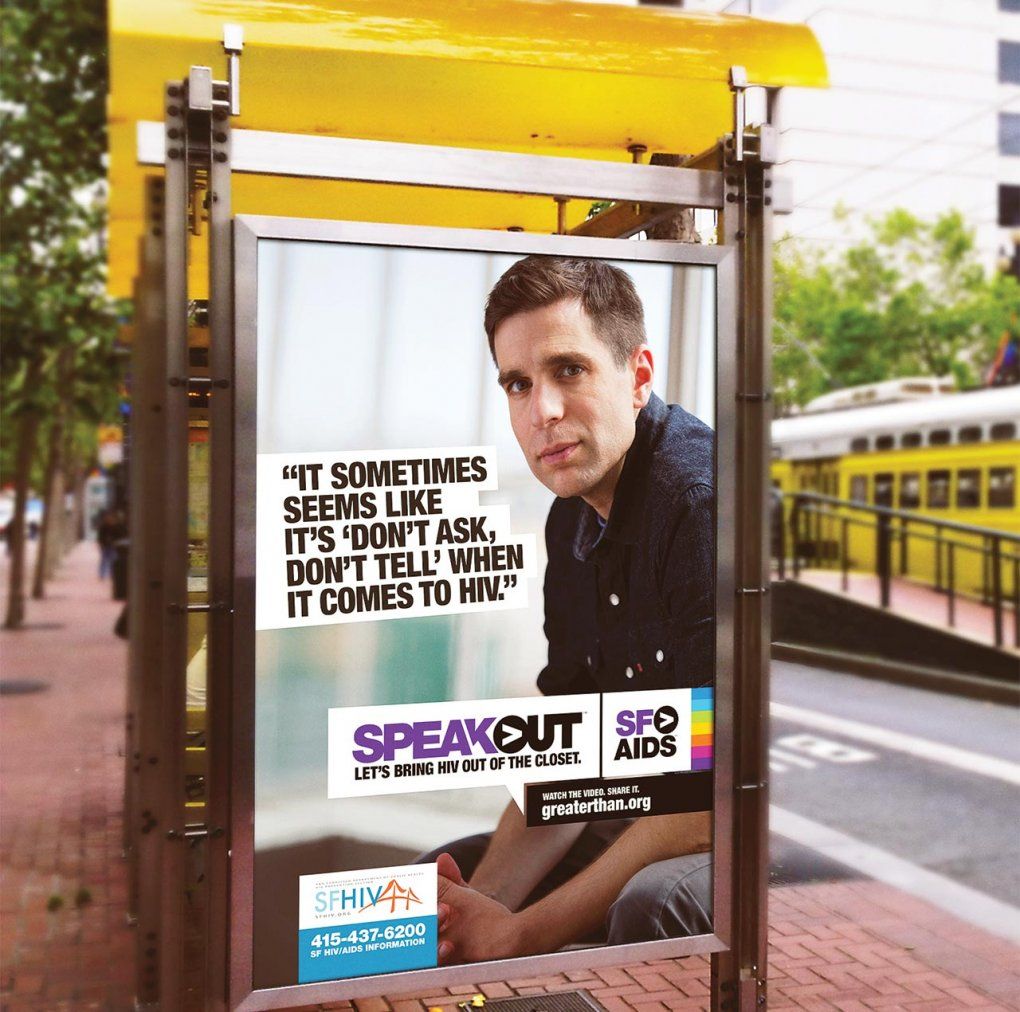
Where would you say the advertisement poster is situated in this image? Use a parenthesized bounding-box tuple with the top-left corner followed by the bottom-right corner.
(252, 236, 717, 988)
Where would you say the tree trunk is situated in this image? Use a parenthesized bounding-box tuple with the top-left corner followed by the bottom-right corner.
(31, 420, 62, 599)
(69, 451, 86, 544)
(4, 408, 40, 629)
(648, 153, 701, 243)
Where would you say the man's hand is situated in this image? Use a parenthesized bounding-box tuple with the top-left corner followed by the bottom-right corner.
(436, 853, 526, 964)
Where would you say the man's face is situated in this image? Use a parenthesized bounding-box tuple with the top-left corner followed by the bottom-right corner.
(494, 297, 653, 516)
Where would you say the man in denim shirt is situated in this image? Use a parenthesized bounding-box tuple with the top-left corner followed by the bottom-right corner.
(432, 256, 714, 963)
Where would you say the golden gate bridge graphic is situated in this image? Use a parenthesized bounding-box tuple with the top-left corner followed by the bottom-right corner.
(360, 879, 424, 914)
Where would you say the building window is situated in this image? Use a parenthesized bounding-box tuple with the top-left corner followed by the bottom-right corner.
(958, 425, 982, 444)
(1000, 185, 1020, 227)
(875, 473, 895, 507)
(1000, 112, 1020, 156)
(850, 475, 868, 504)
(899, 472, 921, 510)
(1001, 40, 1020, 83)
(875, 434, 895, 451)
(929, 429, 951, 446)
(991, 422, 1017, 440)
(901, 432, 922, 448)
(927, 470, 950, 508)
(989, 467, 1016, 508)
(850, 437, 869, 453)
(957, 469, 981, 509)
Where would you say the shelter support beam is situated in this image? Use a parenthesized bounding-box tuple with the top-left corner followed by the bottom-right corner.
(712, 121, 776, 1012)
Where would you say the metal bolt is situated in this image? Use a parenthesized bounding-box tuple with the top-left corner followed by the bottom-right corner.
(151, 227, 163, 237)
(167, 148, 181, 160)
(735, 229, 746, 239)
(213, 109, 228, 122)
(167, 85, 180, 97)
(764, 178, 772, 188)
(166, 105, 180, 117)
(726, 175, 736, 185)
(214, 151, 228, 163)
(167, 128, 181, 140)
(726, 193, 738, 203)
(214, 131, 227, 143)
(764, 196, 772, 206)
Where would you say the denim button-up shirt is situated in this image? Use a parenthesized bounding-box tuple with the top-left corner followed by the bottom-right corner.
(536, 393, 715, 694)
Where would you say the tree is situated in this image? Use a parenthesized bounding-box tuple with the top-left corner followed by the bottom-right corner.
(773, 209, 1020, 415)
(1, 0, 123, 626)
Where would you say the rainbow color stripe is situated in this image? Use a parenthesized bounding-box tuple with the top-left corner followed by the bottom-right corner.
(690, 687, 713, 771)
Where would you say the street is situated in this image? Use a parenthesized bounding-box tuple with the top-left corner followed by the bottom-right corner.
(768, 660, 1020, 941)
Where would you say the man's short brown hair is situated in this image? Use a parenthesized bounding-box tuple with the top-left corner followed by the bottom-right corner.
(484, 255, 646, 367)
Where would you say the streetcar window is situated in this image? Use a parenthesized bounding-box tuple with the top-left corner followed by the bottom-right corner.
(991, 422, 1017, 441)
(899, 473, 920, 510)
(875, 435, 895, 451)
(989, 467, 1016, 508)
(850, 475, 868, 503)
(875, 472, 894, 507)
(901, 432, 922, 448)
(956, 469, 981, 509)
(927, 470, 950, 508)
(929, 429, 951, 446)
(958, 426, 982, 444)
(850, 437, 869, 453)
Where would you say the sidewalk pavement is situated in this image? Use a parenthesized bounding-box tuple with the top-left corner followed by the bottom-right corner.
(2, 542, 1018, 1011)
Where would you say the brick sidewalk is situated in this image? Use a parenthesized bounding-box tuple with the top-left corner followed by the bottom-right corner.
(2, 542, 1018, 1010)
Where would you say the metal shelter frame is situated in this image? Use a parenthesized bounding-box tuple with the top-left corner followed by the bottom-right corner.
(126, 32, 778, 1012)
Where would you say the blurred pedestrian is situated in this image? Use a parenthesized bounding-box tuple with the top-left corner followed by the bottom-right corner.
(96, 508, 125, 580)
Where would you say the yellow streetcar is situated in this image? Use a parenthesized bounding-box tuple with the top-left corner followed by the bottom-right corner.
(771, 381, 1020, 611)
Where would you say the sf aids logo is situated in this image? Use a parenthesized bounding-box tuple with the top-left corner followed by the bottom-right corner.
(315, 879, 423, 915)
(351, 712, 583, 763)
(614, 705, 679, 760)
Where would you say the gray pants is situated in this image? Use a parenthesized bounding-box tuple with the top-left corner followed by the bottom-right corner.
(418, 822, 711, 945)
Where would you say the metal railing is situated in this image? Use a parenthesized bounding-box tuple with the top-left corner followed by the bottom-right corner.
(773, 491, 1020, 650)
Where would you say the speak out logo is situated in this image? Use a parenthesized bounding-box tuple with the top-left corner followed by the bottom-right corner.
(613, 704, 680, 760)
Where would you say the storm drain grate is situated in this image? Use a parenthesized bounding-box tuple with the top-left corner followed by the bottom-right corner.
(469, 992, 606, 1012)
(0, 680, 49, 696)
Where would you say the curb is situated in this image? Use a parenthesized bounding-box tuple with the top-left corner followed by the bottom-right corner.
(771, 641, 1020, 706)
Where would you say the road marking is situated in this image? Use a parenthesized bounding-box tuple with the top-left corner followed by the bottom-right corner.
(771, 702, 1020, 786)
(769, 746, 816, 770)
(771, 806, 1020, 945)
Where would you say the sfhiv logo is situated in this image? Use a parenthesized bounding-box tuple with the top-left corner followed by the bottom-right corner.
(360, 879, 423, 914)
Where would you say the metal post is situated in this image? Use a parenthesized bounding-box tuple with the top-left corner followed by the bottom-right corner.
(129, 176, 170, 1009)
(877, 513, 891, 609)
(711, 100, 774, 1011)
(991, 535, 1004, 648)
(157, 77, 192, 1011)
(899, 518, 908, 575)
(205, 69, 234, 1011)
(775, 495, 785, 581)
(840, 516, 849, 593)
(790, 497, 800, 578)
(1012, 557, 1019, 648)
(948, 544, 956, 628)
(935, 530, 943, 591)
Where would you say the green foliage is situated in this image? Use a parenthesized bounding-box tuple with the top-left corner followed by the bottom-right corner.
(1, 0, 125, 483)
(773, 209, 1020, 415)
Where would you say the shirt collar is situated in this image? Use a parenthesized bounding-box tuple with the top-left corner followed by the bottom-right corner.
(571, 392, 667, 561)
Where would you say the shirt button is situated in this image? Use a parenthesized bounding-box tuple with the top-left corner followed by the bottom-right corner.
(656, 649, 665, 662)
(625, 666, 634, 679)
(609, 593, 620, 606)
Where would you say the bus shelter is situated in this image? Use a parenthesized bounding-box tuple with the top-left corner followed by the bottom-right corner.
(108, 2, 827, 1008)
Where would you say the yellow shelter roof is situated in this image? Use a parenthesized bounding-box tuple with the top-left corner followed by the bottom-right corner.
(108, 0, 827, 296)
